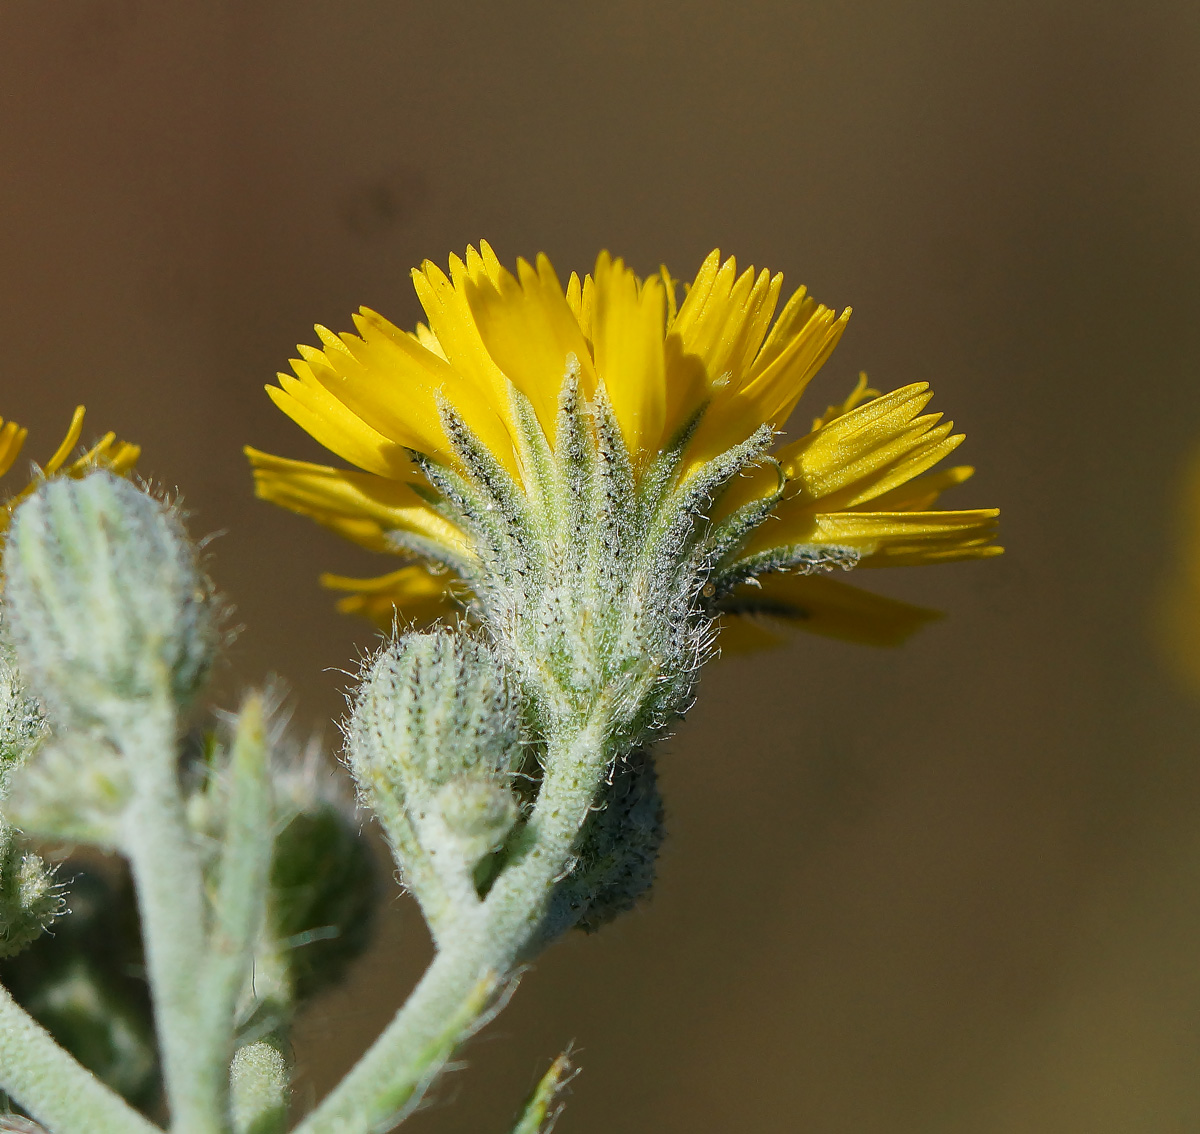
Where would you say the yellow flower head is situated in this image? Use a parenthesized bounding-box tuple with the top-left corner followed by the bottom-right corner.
(249, 243, 1000, 649)
(1, 406, 140, 540)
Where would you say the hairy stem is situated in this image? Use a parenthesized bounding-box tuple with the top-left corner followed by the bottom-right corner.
(293, 717, 608, 1134)
(0, 982, 161, 1134)
(120, 694, 221, 1134)
(198, 697, 274, 1105)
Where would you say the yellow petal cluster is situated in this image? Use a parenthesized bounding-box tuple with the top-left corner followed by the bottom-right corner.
(718, 572, 941, 651)
(726, 377, 1000, 569)
(250, 244, 1000, 645)
(1, 406, 140, 538)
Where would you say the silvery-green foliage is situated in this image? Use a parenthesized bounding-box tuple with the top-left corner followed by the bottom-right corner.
(346, 629, 525, 929)
(509, 1053, 575, 1134)
(0, 823, 61, 960)
(266, 798, 376, 1004)
(419, 379, 780, 757)
(429, 774, 520, 868)
(540, 749, 664, 941)
(4, 736, 130, 848)
(349, 629, 525, 790)
(387, 380, 787, 931)
(259, 740, 376, 1011)
(0, 386, 837, 1133)
(2, 472, 217, 733)
(185, 724, 377, 1034)
(0, 638, 43, 790)
(0, 626, 61, 958)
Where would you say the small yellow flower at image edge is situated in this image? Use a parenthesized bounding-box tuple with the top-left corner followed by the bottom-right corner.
(0, 406, 141, 539)
(247, 243, 1001, 650)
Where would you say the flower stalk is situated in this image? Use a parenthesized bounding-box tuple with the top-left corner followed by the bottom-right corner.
(296, 716, 609, 1134)
(119, 694, 220, 1134)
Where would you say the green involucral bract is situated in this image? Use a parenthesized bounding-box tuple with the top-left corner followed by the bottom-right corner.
(353, 377, 839, 933)
(415, 380, 798, 754)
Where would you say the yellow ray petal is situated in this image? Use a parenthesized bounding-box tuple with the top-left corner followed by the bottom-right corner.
(659, 265, 678, 325)
(780, 383, 934, 474)
(412, 321, 447, 361)
(670, 249, 722, 343)
(662, 330, 711, 445)
(592, 252, 667, 462)
(860, 542, 1004, 567)
(810, 372, 881, 431)
(43, 405, 86, 473)
(348, 308, 518, 475)
(463, 252, 598, 443)
(1, 407, 139, 536)
(245, 446, 471, 559)
(660, 250, 729, 440)
(750, 282, 820, 375)
(737, 301, 850, 427)
(720, 571, 942, 648)
(68, 432, 143, 478)
(267, 376, 417, 480)
(412, 257, 517, 441)
(810, 507, 999, 544)
(770, 382, 972, 513)
(674, 259, 780, 390)
(681, 295, 850, 476)
(565, 271, 596, 353)
(465, 241, 506, 289)
(321, 564, 468, 630)
(0, 420, 29, 478)
(865, 465, 975, 511)
(303, 323, 446, 458)
(748, 505, 1000, 562)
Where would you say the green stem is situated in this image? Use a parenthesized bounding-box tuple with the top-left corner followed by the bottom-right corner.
(198, 697, 274, 1114)
(120, 695, 221, 1134)
(0, 982, 161, 1134)
(292, 718, 608, 1134)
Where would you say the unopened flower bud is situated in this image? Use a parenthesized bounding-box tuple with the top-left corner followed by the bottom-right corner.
(348, 630, 524, 795)
(268, 801, 377, 1003)
(0, 822, 62, 958)
(6, 735, 131, 849)
(347, 629, 526, 907)
(541, 748, 664, 938)
(230, 1041, 288, 1134)
(426, 773, 520, 867)
(2, 472, 216, 730)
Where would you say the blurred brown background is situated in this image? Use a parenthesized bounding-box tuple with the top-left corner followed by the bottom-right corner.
(4, 1, 1200, 1130)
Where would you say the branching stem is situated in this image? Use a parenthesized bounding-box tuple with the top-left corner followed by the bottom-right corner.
(199, 697, 274, 1109)
(120, 691, 222, 1134)
(293, 716, 609, 1134)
